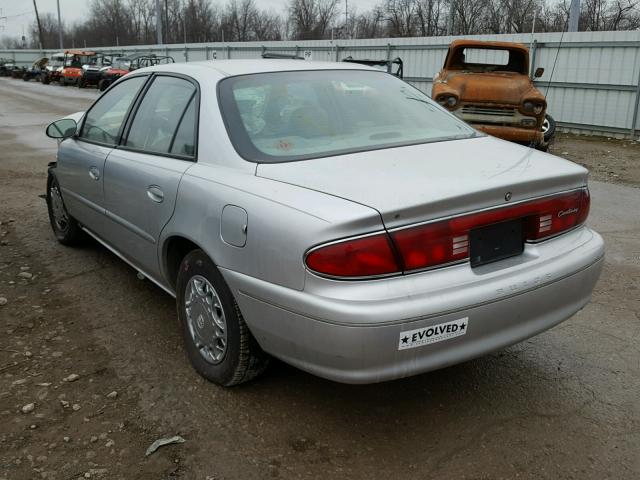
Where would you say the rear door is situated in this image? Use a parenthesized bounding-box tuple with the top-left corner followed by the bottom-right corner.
(102, 74, 199, 278)
(56, 75, 148, 238)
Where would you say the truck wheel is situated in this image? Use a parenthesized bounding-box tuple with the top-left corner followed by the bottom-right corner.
(42, 75, 50, 84)
(542, 114, 556, 143)
(46, 173, 85, 246)
(176, 249, 269, 386)
(98, 79, 109, 91)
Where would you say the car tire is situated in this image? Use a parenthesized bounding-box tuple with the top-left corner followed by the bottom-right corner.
(78, 78, 86, 88)
(176, 249, 269, 386)
(46, 172, 85, 246)
(42, 75, 50, 85)
(542, 114, 556, 143)
(98, 79, 109, 92)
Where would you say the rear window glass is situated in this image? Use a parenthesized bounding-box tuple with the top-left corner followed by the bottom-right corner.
(448, 47, 527, 74)
(463, 48, 509, 65)
(219, 70, 475, 163)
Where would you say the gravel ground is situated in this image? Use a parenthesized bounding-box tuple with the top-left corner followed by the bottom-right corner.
(550, 134, 640, 188)
(0, 77, 639, 480)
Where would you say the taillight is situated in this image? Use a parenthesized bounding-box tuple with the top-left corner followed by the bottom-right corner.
(391, 188, 590, 272)
(305, 188, 590, 278)
(305, 233, 400, 278)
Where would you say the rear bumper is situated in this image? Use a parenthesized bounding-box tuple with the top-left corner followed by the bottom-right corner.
(474, 124, 543, 144)
(222, 227, 604, 384)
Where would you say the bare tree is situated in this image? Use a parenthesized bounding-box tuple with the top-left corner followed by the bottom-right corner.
(289, 0, 340, 40)
(416, 0, 445, 36)
(7, 0, 640, 48)
(385, 0, 417, 36)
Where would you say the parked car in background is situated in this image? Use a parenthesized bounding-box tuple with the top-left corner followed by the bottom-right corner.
(97, 54, 174, 91)
(129, 54, 175, 72)
(60, 50, 96, 86)
(432, 40, 555, 150)
(0, 58, 15, 77)
(41, 52, 65, 84)
(10, 64, 26, 79)
(44, 61, 603, 386)
(23, 57, 49, 82)
(97, 56, 132, 91)
(78, 53, 122, 88)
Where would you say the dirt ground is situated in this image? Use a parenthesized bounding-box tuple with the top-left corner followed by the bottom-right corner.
(550, 134, 640, 188)
(1, 78, 639, 480)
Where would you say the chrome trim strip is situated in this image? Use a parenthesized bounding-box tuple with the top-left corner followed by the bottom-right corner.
(81, 226, 175, 297)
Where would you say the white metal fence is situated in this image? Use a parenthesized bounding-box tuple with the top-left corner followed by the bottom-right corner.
(2, 31, 640, 138)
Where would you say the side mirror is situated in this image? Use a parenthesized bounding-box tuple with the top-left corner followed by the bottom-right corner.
(534, 67, 544, 78)
(46, 118, 77, 139)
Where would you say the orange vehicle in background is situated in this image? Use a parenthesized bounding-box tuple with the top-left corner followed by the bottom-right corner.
(432, 40, 554, 150)
(60, 50, 96, 86)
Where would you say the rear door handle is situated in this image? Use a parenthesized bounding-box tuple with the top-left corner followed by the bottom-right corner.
(89, 166, 100, 181)
(147, 186, 164, 203)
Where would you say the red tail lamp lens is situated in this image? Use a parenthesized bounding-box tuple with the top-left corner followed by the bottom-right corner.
(305, 233, 400, 278)
(391, 188, 590, 272)
(306, 189, 590, 278)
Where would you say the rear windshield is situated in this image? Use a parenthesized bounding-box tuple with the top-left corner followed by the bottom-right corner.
(447, 47, 527, 74)
(218, 70, 476, 163)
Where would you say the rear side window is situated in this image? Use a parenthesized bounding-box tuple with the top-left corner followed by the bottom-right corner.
(125, 76, 196, 156)
(170, 97, 197, 156)
(80, 76, 147, 145)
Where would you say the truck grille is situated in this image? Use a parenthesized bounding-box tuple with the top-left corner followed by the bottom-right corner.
(461, 105, 516, 117)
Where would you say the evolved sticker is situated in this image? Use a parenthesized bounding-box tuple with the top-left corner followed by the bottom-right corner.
(398, 318, 468, 350)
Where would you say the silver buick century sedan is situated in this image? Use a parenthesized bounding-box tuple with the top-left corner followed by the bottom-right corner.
(45, 60, 604, 386)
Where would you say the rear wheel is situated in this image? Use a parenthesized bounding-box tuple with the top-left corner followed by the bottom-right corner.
(42, 75, 50, 84)
(78, 77, 86, 88)
(98, 79, 109, 91)
(176, 249, 269, 386)
(46, 173, 84, 246)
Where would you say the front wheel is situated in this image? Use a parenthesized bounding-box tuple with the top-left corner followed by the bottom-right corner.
(542, 114, 556, 143)
(46, 173, 85, 246)
(176, 250, 269, 386)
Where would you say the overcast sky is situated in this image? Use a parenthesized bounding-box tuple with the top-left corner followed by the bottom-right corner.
(0, 0, 376, 40)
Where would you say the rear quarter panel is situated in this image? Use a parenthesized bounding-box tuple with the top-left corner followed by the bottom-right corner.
(160, 163, 384, 291)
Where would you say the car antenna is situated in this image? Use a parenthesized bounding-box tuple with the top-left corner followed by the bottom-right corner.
(544, 15, 569, 99)
(528, 14, 568, 149)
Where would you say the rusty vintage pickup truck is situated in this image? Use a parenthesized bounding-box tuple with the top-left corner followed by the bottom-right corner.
(432, 39, 554, 150)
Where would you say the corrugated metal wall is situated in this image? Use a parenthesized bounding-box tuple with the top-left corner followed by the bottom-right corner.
(2, 31, 640, 137)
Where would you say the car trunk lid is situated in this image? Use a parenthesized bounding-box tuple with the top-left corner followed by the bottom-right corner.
(256, 135, 588, 229)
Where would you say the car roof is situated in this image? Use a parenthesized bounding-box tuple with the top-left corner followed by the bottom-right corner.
(139, 59, 376, 79)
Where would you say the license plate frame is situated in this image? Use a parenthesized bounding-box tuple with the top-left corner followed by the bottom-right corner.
(469, 218, 524, 267)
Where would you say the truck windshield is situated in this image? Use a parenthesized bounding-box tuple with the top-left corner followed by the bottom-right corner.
(219, 70, 476, 163)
